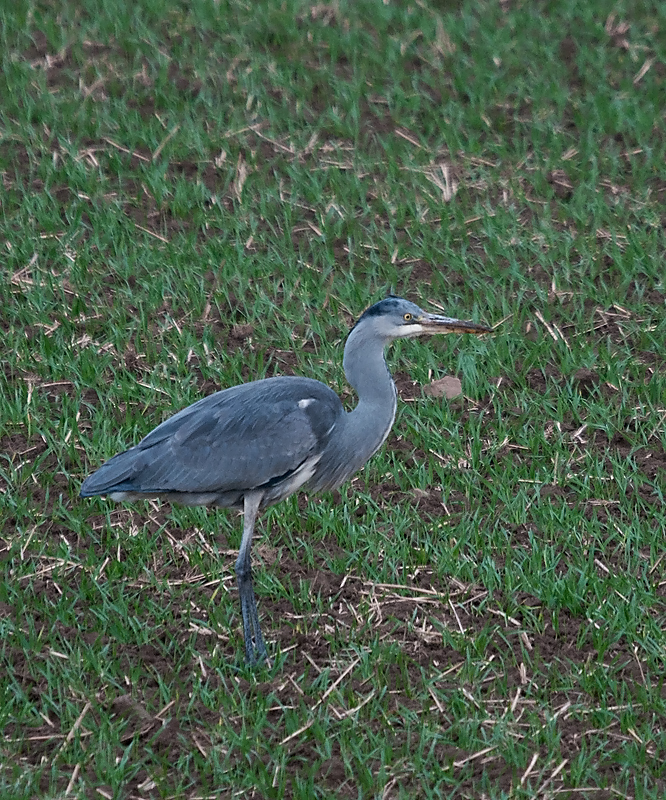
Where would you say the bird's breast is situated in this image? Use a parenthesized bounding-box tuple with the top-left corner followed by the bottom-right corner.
(262, 453, 323, 506)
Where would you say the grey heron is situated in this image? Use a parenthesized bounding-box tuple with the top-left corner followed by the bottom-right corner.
(80, 297, 489, 664)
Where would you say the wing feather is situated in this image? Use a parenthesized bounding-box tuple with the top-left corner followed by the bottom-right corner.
(81, 376, 342, 496)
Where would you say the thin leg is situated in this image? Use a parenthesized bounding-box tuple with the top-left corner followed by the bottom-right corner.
(235, 491, 267, 665)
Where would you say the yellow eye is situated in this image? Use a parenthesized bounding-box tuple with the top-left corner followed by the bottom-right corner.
(403, 313, 412, 321)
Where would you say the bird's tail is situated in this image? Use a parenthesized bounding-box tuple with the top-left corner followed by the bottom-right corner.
(79, 448, 142, 497)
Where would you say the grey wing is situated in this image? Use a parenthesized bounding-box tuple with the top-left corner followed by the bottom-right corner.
(80, 377, 343, 497)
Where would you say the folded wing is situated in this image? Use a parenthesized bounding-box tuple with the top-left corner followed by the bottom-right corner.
(80, 376, 343, 498)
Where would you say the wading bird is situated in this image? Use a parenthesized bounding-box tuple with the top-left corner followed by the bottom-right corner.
(80, 297, 489, 664)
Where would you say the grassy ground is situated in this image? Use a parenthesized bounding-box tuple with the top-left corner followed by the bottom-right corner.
(1, 0, 665, 797)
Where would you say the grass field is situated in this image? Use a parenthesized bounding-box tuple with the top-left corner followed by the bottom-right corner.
(1, 0, 665, 797)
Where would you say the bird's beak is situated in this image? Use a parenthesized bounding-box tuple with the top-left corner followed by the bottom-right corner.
(418, 313, 491, 336)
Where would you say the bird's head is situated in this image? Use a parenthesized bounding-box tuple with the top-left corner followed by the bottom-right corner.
(354, 296, 490, 341)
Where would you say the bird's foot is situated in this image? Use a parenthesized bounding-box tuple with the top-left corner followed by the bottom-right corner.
(244, 630, 270, 667)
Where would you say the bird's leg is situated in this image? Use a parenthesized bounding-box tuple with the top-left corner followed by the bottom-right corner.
(235, 490, 268, 665)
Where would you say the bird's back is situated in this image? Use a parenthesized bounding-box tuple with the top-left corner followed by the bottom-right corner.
(80, 376, 343, 507)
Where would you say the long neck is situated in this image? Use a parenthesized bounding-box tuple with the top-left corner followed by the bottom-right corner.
(306, 324, 398, 493)
(341, 324, 397, 466)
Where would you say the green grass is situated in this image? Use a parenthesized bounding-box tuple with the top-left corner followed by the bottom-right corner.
(1, 0, 665, 797)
